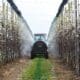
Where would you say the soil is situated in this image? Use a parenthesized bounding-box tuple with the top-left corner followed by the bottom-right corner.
(50, 58, 80, 80)
(0, 58, 30, 80)
(0, 58, 80, 80)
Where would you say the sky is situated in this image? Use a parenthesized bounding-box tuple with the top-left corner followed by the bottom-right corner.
(14, 0, 62, 34)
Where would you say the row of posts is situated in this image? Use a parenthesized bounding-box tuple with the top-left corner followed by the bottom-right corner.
(55, 0, 80, 75)
(48, 0, 80, 76)
(0, 0, 20, 64)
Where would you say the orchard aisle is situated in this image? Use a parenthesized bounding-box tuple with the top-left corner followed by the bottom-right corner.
(21, 58, 79, 80)
(0, 58, 78, 80)
(21, 58, 57, 80)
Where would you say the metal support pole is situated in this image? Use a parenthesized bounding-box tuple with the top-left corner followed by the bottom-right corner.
(75, 0, 80, 75)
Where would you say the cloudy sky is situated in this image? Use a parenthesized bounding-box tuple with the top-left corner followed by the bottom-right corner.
(14, 0, 62, 34)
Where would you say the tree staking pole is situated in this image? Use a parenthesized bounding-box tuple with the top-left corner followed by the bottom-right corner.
(5, 2, 9, 62)
(75, 0, 80, 75)
(2, 0, 5, 63)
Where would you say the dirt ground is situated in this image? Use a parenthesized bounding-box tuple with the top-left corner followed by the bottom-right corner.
(50, 58, 80, 80)
(0, 58, 80, 80)
(0, 58, 30, 80)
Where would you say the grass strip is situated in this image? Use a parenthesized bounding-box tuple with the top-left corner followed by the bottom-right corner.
(21, 58, 56, 80)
